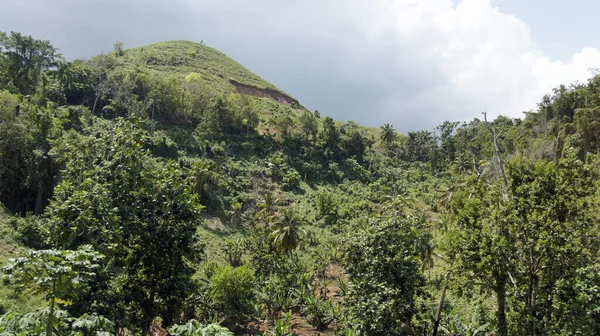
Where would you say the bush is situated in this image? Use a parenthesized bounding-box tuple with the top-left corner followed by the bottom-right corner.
(282, 169, 301, 190)
(300, 292, 333, 331)
(169, 320, 233, 336)
(222, 238, 244, 267)
(208, 265, 256, 323)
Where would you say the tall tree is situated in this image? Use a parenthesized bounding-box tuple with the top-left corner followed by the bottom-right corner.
(53, 58, 72, 104)
(298, 110, 318, 141)
(343, 200, 426, 335)
(45, 118, 203, 334)
(446, 174, 512, 336)
(379, 123, 397, 148)
(320, 117, 340, 158)
(0, 31, 59, 95)
(506, 153, 596, 335)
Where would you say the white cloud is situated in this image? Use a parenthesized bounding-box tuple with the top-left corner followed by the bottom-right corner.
(202, 0, 600, 128)
(348, 0, 600, 122)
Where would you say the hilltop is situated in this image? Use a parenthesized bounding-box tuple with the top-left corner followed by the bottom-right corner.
(87, 40, 379, 140)
(117, 40, 303, 107)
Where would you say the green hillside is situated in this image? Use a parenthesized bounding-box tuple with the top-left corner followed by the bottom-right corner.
(122, 40, 288, 96)
(0, 31, 599, 336)
(89, 39, 379, 142)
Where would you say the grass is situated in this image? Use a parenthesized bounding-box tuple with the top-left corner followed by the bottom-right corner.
(121, 40, 284, 95)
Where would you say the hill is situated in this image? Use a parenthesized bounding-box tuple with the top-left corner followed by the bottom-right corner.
(0, 31, 600, 336)
(121, 40, 302, 107)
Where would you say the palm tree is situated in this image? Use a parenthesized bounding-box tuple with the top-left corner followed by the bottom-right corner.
(256, 191, 280, 223)
(415, 230, 434, 272)
(227, 201, 243, 227)
(53, 58, 72, 104)
(451, 153, 471, 175)
(270, 208, 305, 253)
(379, 123, 397, 147)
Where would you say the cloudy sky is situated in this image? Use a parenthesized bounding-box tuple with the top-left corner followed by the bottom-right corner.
(2, 0, 600, 131)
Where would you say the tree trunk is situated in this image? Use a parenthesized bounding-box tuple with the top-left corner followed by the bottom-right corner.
(528, 272, 539, 336)
(142, 316, 152, 336)
(34, 179, 44, 215)
(56, 82, 63, 106)
(482, 112, 508, 190)
(92, 93, 100, 115)
(432, 281, 448, 336)
(496, 281, 508, 336)
(46, 281, 56, 336)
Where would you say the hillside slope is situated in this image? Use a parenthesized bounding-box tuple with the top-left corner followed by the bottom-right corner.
(4, 31, 599, 336)
(120, 40, 303, 107)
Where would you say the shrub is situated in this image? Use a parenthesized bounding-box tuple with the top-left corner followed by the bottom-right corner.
(208, 265, 256, 323)
(282, 169, 301, 190)
(169, 320, 233, 336)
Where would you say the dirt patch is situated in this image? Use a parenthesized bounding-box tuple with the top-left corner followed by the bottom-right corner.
(202, 213, 226, 231)
(230, 80, 304, 108)
(323, 264, 347, 303)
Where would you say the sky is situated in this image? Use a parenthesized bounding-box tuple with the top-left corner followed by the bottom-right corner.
(1, 0, 600, 132)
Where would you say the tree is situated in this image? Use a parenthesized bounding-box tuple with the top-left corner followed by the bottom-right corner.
(62, 60, 94, 105)
(379, 123, 397, 148)
(256, 191, 280, 223)
(53, 58, 72, 104)
(506, 153, 596, 335)
(113, 41, 125, 56)
(573, 107, 600, 154)
(270, 208, 305, 253)
(342, 130, 367, 163)
(436, 120, 459, 164)
(0, 90, 59, 215)
(320, 117, 340, 158)
(45, 118, 203, 334)
(272, 113, 295, 139)
(3, 246, 104, 336)
(298, 110, 318, 141)
(227, 201, 243, 227)
(229, 94, 259, 134)
(343, 200, 426, 335)
(445, 174, 513, 336)
(0, 31, 59, 94)
(0, 90, 33, 214)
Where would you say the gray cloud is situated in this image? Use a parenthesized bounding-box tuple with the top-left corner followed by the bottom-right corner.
(1, 0, 598, 131)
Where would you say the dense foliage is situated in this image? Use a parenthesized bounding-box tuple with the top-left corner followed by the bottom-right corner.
(0, 31, 599, 336)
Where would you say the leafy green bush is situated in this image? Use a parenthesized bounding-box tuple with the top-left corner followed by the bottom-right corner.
(169, 319, 233, 336)
(267, 311, 293, 336)
(282, 168, 301, 190)
(300, 292, 333, 331)
(208, 265, 256, 323)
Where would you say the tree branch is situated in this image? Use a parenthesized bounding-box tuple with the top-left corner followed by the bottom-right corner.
(482, 111, 508, 192)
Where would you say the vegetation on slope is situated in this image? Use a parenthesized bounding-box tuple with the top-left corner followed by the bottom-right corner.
(0, 30, 599, 336)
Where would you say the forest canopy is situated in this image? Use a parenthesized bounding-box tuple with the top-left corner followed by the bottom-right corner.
(0, 31, 599, 336)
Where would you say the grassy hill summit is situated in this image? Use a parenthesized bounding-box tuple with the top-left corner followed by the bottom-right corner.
(116, 40, 303, 107)
(1, 31, 600, 336)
